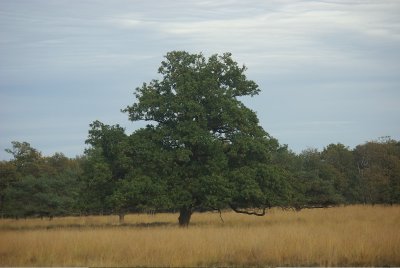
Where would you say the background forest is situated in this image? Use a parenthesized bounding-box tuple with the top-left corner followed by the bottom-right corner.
(1, 137, 399, 221)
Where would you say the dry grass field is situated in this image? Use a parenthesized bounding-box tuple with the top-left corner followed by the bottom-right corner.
(0, 205, 399, 267)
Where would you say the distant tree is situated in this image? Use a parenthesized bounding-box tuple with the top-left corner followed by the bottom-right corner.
(354, 138, 400, 204)
(387, 140, 400, 204)
(269, 145, 309, 209)
(43, 152, 70, 175)
(5, 141, 43, 177)
(296, 148, 344, 208)
(82, 121, 127, 216)
(0, 161, 18, 217)
(108, 127, 172, 222)
(2, 141, 85, 219)
(321, 143, 359, 203)
(86, 120, 130, 178)
(84, 125, 173, 223)
(122, 51, 290, 226)
(354, 142, 386, 204)
(3, 172, 80, 219)
(80, 149, 114, 214)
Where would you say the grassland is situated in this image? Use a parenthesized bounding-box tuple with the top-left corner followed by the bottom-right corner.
(0, 205, 399, 267)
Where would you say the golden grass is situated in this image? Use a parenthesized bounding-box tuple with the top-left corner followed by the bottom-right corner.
(0, 205, 399, 267)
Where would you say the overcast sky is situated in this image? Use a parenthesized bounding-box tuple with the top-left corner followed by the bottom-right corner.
(1, 0, 400, 160)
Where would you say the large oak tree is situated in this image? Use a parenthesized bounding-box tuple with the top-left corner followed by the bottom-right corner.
(123, 51, 289, 226)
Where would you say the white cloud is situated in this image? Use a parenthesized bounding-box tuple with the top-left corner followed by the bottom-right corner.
(107, 18, 146, 29)
(145, 0, 400, 70)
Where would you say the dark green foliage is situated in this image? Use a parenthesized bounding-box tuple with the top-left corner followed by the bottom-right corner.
(5, 141, 43, 177)
(3, 173, 80, 219)
(0, 161, 18, 216)
(1, 142, 83, 218)
(82, 122, 172, 219)
(354, 137, 400, 204)
(80, 149, 114, 214)
(122, 51, 288, 225)
(2, 137, 400, 220)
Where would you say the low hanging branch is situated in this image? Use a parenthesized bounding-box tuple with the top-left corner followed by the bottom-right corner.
(208, 206, 225, 223)
(230, 205, 267, 216)
(217, 208, 224, 223)
(293, 204, 334, 211)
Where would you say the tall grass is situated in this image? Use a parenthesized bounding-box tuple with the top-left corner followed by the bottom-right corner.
(0, 205, 399, 267)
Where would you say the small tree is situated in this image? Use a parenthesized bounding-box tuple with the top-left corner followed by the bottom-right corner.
(0, 161, 18, 217)
(354, 138, 400, 205)
(294, 148, 344, 208)
(5, 141, 43, 177)
(3, 173, 79, 219)
(321, 143, 359, 203)
(83, 121, 130, 216)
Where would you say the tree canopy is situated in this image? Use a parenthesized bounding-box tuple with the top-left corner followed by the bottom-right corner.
(117, 51, 289, 225)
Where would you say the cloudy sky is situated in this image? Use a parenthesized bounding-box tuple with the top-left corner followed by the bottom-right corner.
(1, 0, 399, 159)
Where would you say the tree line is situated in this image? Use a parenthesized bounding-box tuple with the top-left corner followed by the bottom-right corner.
(1, 138, 399, 223)
(1, 51, 399, 226)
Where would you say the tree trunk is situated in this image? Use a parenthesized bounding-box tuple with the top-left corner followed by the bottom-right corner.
(178, 207, 192, 227)
(119, 212, 125, 224)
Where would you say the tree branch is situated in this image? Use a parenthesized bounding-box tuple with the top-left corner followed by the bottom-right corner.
(230, 205, 266, 216)
(293, 204, 334, 211)
(207, 206, 225, 223)
(217, 208, 224, 223)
